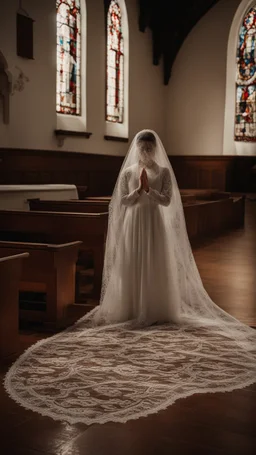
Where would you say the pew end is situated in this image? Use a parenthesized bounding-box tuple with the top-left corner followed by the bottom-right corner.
(0, 240, 83, 331)
(0, 252, 29, 361)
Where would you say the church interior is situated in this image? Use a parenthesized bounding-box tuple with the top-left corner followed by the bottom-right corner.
(0, 0, 255, 454)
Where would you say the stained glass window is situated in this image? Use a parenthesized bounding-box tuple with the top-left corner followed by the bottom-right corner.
(235, 7, 256, 142)
(106, 1, 124, 123)
(56, 0, 81, 115)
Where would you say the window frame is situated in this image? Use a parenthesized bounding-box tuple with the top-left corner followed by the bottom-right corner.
(105, 0, 129, 140)
(56, 0, 87, 133)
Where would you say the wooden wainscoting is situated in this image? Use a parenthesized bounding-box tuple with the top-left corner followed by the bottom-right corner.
(0, 148, 123, 196)
(169, 156, 234, 190)
(170, 155, 256, 192)
(0, 148, 256, 194)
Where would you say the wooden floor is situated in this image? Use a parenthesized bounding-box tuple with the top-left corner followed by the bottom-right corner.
(0, 199, 255, 455)
(193, 198, 256, 328)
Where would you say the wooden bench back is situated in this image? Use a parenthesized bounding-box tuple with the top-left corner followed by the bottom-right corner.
(0, 210, 108, 244)
(29, 199, 109, 214)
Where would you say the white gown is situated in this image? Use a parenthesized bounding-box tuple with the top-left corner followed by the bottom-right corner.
(95, 162, 181, 325)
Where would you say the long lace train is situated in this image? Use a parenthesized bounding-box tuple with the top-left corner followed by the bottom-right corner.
(4, 312, 256, 425)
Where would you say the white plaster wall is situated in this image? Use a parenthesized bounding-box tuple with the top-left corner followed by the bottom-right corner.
(166, 0, 242, 156)
(0, 0, 166, 155)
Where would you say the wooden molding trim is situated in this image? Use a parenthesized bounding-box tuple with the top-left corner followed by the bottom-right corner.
(104, 135, 129, 143)
(0, 147, 122, 160)
(169, 155, 235, 162)
(55, 130, 92, 138)
(1, 147, 255, 162)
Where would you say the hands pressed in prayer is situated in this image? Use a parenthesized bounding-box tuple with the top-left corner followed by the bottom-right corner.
(143, 169, 149, 192)
(139, 168, 149, 193)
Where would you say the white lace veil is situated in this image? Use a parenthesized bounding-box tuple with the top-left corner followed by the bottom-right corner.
(100, 129, 256, 346)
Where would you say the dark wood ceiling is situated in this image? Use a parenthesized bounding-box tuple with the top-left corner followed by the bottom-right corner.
(138, 0, 220, 84)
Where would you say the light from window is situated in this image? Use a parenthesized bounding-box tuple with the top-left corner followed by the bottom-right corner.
(106, 1, 124, 123)
(56, 0, 81, 115)
(235, 7, 256, 142)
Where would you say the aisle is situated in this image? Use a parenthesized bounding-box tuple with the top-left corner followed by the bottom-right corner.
(193, 199, 256, 327)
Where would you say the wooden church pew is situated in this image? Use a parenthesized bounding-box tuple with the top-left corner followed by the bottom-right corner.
(83, 191, 231, 204)
(0, 195, 244, 339)
(28, 191, 225, 213)
(183, 196, 245, 243)
(0, 209, 108, 300)
(28, 194, 201, 213)
(28, 193, 199, 211)
(83, 196, 111, 201)
(29, 198, 109, 213)
(0, 252, 29, 360)
(0, 240, 82, 330)
(28, 193, 245, 243)
(84, 194, 197, 204)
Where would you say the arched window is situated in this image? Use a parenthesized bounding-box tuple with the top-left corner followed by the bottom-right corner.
(56, 0, 82, 116)
(235, 6, 256, 142)
(106, 1, 124, 124)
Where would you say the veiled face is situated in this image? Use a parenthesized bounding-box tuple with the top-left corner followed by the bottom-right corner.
(137, 140, 156, 165)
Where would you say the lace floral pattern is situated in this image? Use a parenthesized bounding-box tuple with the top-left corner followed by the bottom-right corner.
(4, 314, 256, 425)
